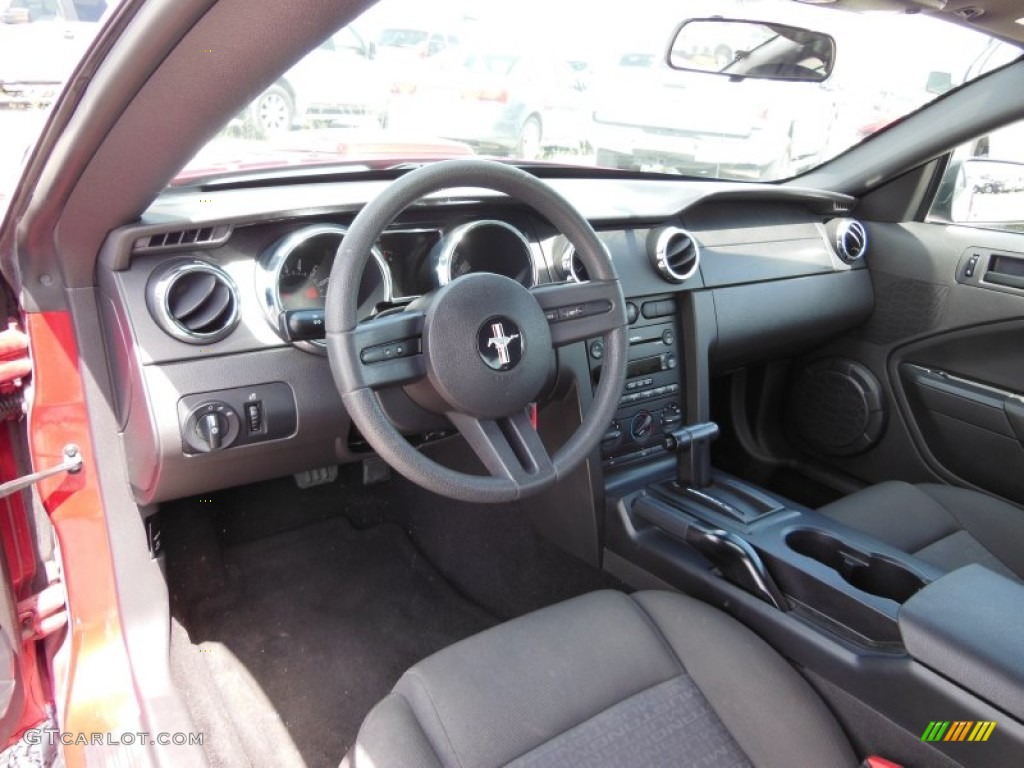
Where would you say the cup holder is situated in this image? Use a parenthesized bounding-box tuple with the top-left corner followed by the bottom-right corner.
(786, 528, 926, 603)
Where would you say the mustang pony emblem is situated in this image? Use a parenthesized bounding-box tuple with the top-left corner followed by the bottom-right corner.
(487, 322, 521, 366)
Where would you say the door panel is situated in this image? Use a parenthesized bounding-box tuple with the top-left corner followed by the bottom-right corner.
(901, 361, 1024, 504)
(785, 221, 1024, 505)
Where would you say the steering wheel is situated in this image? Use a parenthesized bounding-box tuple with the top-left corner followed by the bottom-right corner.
(325, 160, 627, 503)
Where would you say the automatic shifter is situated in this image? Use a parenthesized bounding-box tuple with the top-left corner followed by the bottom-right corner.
(663, 421, 719, 489)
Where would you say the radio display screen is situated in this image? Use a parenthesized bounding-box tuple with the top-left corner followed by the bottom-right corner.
(627, 356, 662, 379)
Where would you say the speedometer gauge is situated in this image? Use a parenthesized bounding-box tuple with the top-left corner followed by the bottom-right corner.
(257, 224, 391, 353)
(433, 220, 538, 288)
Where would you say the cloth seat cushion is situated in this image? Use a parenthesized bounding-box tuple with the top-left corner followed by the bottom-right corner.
(344, 590, 857, 768)
(818, 481, 1024, 580)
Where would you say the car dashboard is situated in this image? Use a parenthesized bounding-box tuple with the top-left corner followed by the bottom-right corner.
(97, 174, 872, 504)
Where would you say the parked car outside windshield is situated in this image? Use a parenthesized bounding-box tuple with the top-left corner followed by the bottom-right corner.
(241, 25, 387, 138)
(384, 49, 591, 160)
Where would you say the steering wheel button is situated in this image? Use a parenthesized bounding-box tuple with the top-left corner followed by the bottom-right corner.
(558, 304, 586, 321)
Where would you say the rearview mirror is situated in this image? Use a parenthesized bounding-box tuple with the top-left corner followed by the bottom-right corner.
(951, 158, 1024, 226)
(668, 18, 835, 82)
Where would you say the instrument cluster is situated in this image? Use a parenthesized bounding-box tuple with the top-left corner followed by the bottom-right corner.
(256, 219, 542, 353)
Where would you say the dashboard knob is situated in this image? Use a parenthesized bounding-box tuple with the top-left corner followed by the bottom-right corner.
(198, 412, 225, 450)
(183, 401, 240, 454)
(631, 410, 655, 443)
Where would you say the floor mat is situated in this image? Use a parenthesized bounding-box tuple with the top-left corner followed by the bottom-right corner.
(178, 516, 496, 768)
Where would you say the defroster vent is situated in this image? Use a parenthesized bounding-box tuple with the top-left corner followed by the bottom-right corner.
(133, 225, 231, 253)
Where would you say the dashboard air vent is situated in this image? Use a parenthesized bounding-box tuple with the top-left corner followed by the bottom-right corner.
(648, 226, 700, 283)
(834, 219, 868, 263)
(561, 244, 589, 283)
(133, 225, 232, 254)
(146, 260, 240, 344)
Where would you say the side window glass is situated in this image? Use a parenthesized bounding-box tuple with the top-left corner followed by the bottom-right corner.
(929, 119, 1024, 233)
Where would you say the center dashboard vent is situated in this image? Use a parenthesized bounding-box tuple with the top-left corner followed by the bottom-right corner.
(647, 226, 700, 283)
(146, 260, 240, 344)
(833, 219, 868, 264)
(561, 244, 590, 283)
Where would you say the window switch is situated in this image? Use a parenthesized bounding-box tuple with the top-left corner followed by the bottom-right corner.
(965, 253, 980, 278)
(245, 401, 263, 433)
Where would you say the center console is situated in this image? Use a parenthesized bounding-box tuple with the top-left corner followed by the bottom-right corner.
(595, 300, 1024, 765)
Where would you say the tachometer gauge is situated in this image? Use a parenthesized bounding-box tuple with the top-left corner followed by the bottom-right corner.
(278, 252, 331, 310)
(258, 224, 391, 353)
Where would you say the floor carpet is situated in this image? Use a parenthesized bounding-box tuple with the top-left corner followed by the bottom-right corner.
(173, 516, 495, 768)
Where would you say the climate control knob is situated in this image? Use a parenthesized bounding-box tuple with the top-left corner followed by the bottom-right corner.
(631, 410, 656, 444)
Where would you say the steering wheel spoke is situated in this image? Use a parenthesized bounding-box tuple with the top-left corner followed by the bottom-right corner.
(448, 408, 554, 485)
(347, 310, 427, 389)
(531, 280, 626, 346)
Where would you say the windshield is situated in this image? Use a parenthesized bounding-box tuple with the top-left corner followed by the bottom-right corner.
(174, 0, 1019, 185)
(1, 0, 1021, 209)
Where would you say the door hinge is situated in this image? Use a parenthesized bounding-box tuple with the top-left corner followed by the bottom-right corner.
(0, 444, 82, 500)
(17, 583, 66, 641)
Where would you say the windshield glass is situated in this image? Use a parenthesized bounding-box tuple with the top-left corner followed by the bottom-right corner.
(173, 0, 1019, 185)
(1, 0, 1021, 208)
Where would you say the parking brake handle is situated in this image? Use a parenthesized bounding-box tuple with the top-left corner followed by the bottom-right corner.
(633, 496, 787, 610)
(684, 523, 787, 610)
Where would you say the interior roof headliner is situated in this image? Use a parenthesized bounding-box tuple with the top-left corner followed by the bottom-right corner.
(821, 0, 1024, 45)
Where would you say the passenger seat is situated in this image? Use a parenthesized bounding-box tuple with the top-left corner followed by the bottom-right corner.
(818, 481, 1024, 580)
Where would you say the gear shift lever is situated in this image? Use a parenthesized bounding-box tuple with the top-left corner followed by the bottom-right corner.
(663, 422, 719, 489)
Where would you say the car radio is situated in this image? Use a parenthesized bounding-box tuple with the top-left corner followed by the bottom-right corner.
(589, 296, 684, 466)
